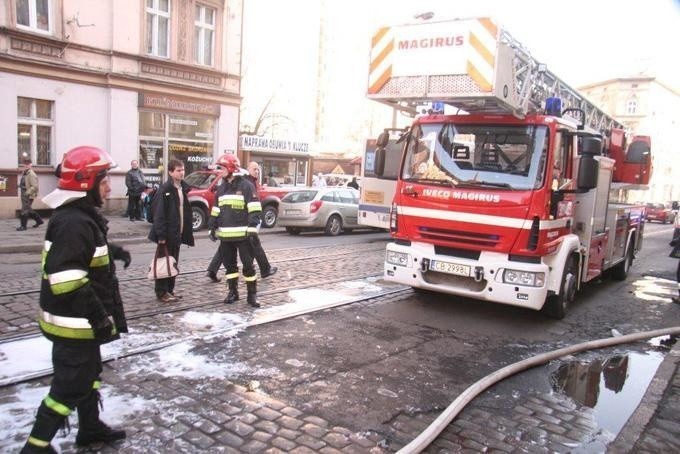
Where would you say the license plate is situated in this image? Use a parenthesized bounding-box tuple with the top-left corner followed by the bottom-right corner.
(429, 260, 470, 277)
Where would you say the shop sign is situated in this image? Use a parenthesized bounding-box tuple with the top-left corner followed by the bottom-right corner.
(240, 135, 309, 154)
(145, 173, 162, 186)
(139, 93, 220, 116)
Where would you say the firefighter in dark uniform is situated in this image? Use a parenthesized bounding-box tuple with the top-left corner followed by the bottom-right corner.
(208, 154, 262, 307)
(21, 146, 130, 453)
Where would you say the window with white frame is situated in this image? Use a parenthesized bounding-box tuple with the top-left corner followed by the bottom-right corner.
(16, 0, 51, 34)
(17, 97, 54, 166)
(146, 0, 170, 58)
(194, 5, 215, 66)
(626, 99, 638, 115)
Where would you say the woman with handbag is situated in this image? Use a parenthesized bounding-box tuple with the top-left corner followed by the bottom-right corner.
(148, 159, 194, 303)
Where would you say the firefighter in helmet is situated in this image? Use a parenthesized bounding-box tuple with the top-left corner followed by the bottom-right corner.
(21, 146, 130, 453)
(208, 154, 262, 307)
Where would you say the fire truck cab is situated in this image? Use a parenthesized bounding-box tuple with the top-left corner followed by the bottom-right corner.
(368, 17, 652, 318)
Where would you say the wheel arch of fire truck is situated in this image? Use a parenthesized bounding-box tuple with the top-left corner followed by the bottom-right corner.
(367, 16, 652, 318)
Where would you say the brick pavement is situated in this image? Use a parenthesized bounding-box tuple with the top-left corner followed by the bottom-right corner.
(1, 217, 679, 452)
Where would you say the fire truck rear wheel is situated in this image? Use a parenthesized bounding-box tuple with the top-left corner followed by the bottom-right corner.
(543, 255, 577, 319)
(611, 242, 633, 281)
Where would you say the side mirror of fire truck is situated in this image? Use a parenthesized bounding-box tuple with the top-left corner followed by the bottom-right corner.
(576, 136, 601, 191)
(374, 147, 386, 177)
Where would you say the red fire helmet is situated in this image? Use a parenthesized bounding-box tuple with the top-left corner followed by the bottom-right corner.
(57, 146, 116, 191)
(216, 153, 240, 174)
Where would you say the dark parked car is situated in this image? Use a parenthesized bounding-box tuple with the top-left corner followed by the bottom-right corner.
(645, 202, 676, 224)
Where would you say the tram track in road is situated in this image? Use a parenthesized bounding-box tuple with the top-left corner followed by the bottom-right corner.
(0, 242, 388, 298)
(0, 278, 411, 388)
(0, 241, 390, 343)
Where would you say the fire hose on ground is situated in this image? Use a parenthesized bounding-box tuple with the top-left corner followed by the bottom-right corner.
(398, 326, 680, 454)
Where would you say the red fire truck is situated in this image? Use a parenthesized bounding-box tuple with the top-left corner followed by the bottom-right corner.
(368, 17, 652, 318)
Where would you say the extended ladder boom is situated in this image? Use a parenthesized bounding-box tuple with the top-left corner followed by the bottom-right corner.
(367, 17, 625, 134)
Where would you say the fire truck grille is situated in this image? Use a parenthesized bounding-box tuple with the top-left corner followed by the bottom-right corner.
(419, 226, 500, 247)
(422, 271, 487, 292)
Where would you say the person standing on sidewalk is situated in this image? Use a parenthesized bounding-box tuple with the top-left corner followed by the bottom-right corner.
(16, 158, 44, 231)
(21, 146, 131, 453)
(206, 161, 277, 282)
(148, 159, 194, 303)
(124, 160, 146, 221)
(208, 154, 261, 307)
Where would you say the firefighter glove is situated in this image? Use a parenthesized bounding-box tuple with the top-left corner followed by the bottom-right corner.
(92, 317, 114, 341)
(114, 248, 132, 269)
(209, 230, 217, 242)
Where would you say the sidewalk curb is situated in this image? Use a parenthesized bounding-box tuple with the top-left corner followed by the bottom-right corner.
(609, 339, 680, 452)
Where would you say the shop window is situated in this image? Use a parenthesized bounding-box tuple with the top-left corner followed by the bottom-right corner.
(194, 5, 215, 66)
(16, 0, 51, 34)
(138, 111, 215, 177)
(17, 97, 53, 166)
(146, 0, 170, 58)
(139, 111, 166, 137)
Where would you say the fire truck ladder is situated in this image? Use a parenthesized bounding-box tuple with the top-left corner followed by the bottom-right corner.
(502, 28, 625, 133)
(370, 20, 625, 136)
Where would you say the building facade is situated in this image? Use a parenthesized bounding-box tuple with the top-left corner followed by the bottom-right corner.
(0, 0, 243, 217)
(580, 76, 680, 204)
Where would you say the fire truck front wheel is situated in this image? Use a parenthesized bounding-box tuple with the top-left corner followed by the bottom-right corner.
(543, 255, 577, 319)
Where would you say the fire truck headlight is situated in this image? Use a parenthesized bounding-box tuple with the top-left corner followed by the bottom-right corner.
(503, 269, 545, 287)
(386, 250, 409, 267)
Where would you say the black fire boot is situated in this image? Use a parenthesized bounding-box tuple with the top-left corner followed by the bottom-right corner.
(20, 402, 65, 453)
(75, 391, 126, 447)
(224, 278, 240, 304)
(16, 214, 28, 231)
(246, 281, 261, 308)
(30, 212, 44, 228)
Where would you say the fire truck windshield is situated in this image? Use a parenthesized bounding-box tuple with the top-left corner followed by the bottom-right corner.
(402, 123, 548, 190)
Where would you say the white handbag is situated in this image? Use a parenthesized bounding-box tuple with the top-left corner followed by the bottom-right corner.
(147, 244, 179, 279)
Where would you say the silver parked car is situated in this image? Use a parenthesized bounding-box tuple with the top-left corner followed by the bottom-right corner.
(278, 187, 360, 236)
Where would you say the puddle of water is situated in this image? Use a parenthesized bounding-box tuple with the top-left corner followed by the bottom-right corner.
(550, 336, 676, 436)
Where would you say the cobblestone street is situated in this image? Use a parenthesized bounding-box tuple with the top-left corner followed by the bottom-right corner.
(0, 218, 678, 452)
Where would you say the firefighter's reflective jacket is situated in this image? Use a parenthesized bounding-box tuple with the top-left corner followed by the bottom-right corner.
(39, 199, 128, 344)
(208, 175, 261, 241)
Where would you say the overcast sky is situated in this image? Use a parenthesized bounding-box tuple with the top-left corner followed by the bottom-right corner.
(240, 0, 680, 140)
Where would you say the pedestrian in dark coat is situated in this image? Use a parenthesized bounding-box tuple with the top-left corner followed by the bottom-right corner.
(21, 146, 130, 453)
(148, 159, 195, 303)
(125, 160, 146, 221)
